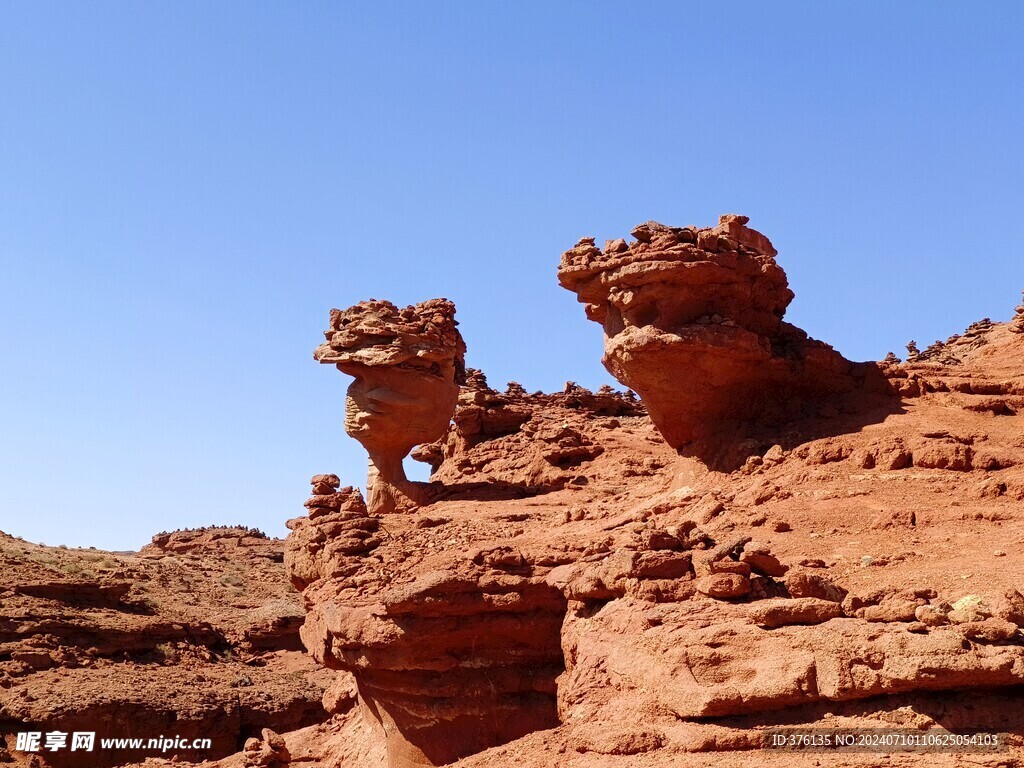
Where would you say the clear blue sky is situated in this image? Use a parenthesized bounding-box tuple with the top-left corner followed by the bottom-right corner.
(1, 3, 1021, 550)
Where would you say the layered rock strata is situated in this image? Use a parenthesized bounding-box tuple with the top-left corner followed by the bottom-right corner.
(0, 528, 329, 768)
(412, 371, 645, 490)
(313, 299, 467, 515)
(167, 235, 1024, 768)
(285, 477, 567, 768)
(557, 216, 890, 454)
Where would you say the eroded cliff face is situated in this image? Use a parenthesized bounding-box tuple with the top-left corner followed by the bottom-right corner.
(557, 216, 892, 461)
(412, 370, 646, 491)
(285, 486, 569, 766)
(0, 528, 330, 768)
(31, 219, 1021, 768)
(278, 317, 1024, 768)
(272, 220, 1024, 768)
(283, 389, 652, 768)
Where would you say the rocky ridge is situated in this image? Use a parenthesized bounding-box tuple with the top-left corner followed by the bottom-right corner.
(0, 528, 330, 768)
(275, 216, 1024, 768)
(4, 216, 1024, 768)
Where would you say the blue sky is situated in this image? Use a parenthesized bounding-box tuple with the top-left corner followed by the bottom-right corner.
(1, 2, 1021, 550)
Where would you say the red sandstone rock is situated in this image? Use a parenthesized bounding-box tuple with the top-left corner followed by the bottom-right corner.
(8, 227, 1024, 768)
(411, 369, 643, 491)
(740, 541, 788, 577)
(696, 573, 751, 599)
(784, 571, 847, 603)
(138, 267, 1024, 768)
(279, 290, 1024, 768)
(557, 215, 892, 456)
(142, 525, 276, 557)
(313, 298, 466, 515)
(916, 600, 953, 626)
(0, 529, 330, 768)
(956, 618, 1020, 642)
(748, 597, 844, 627)
(1011, 289, 1024, 333)
(242, 728, 290, 768)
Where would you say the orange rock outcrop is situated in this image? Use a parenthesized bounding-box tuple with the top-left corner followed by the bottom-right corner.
(558, 216, 892, 458)
(313, 298, 466, 515)
(5, 221, 1024, 768)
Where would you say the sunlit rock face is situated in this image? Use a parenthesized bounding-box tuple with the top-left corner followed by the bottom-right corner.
(313, 298, 466, 514)
(301, 300, 569, 767)
(285, 478, 568, 768)
(558, 215, 887, 455)
(284, 265, 1024, 768)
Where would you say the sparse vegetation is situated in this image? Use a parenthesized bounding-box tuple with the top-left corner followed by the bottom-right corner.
(153, 642, 179, 664)
(218, 571, 245, 588)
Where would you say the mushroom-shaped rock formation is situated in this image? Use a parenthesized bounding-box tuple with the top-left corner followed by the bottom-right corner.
(314, 298, 466, 514)
(557, 215, 889, 455)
